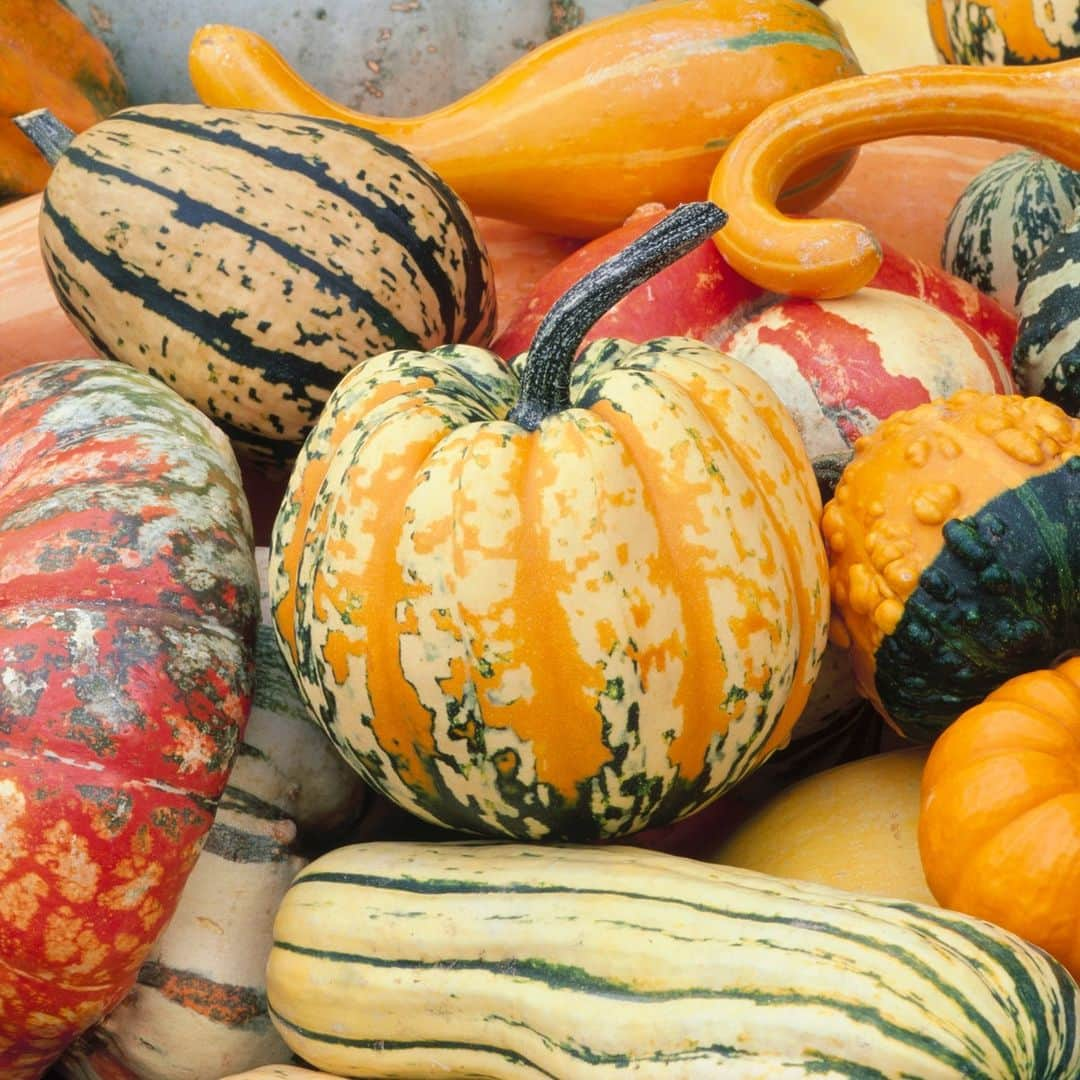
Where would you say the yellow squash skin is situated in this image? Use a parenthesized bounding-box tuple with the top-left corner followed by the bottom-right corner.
(188, 0, 864, 237)
(709, 746, 936, 904)
(269, 336, 829, 841)
(709, 58, 1080, 298)
(265, 840, 1080, 1078)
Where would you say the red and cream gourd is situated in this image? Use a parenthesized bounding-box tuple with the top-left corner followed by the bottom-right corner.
(270, 203, 830, 841)
(0, 357, 259, 1078)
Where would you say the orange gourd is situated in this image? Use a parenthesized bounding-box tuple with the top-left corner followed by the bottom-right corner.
(0, 0, 127, 201)
(919, 657, 1080, 979)
(0, 192, 92, 372)
(709, 58, 1080, 297)
(188, 1, 863, 237)
(926, 0, 1080, 65)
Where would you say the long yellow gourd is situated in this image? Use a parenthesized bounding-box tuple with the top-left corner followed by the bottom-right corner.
(709, 58, 1080, 297)
(188, 0, 863, 237)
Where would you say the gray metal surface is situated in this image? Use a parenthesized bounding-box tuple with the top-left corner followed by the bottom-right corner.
(68, 0, 641, 113)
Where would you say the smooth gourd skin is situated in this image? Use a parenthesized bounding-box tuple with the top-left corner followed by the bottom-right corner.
(926, 0, 1080, 64)
(37, 104, 496, 469)
(823, 389, 1080, 741)
(941, 149, 1080, 311)
(0, 0, 128, 200)
(920, 659, 1080, 980)
(265, 840, 1080, 1078)
(709, 58, 1080, 298)
(269, 337, 828, 841)
(188, 0, 865, 237)
(0, 358, 259, 1079)
(1014, 211, 1080, 416)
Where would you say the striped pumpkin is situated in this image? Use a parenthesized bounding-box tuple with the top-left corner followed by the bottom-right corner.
(927, 0, 1080, 64)
(1014, 210, 1080, 415)
(266, 840, 1080, 1078)
(941, 149, 1080, 310)
(0, 357, 259, 1078)
(34, 104, 496, 469)
(56, 547, 368, 1080)
(823, 389, 1080, 740)
(270, 205, 830, 842)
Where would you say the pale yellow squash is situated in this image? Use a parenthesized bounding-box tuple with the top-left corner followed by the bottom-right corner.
(708, 746, 935, 904)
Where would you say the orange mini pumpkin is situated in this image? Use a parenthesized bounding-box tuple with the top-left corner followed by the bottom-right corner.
(919, 657, 1080, 979)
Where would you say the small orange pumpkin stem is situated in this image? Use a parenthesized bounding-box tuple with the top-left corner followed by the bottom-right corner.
(709, 59, 1080, 299)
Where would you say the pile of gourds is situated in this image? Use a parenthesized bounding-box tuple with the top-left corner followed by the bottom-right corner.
(2, 1, 1079, 1078)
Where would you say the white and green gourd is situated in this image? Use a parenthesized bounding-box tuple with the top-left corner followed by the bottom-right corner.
(266, 840, 1080, 1078)
(57, 548, 369, 1080)
(1014, 208, 1080, 416)
(941, 149, 1080, 310)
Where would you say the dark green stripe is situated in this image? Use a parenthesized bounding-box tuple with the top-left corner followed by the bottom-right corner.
(119, 109, 483, 343)
(203, 820, 292, 863)
(289, 871, 1036, 1073)
(272, 937, 990, 1074)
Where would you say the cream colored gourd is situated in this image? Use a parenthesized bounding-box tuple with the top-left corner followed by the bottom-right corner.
(266, 841, 1080, 1077)
(708, 746, 935, 904)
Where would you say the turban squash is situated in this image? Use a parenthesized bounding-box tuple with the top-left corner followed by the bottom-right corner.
(269, 203, 831, 841)
(919, 658, 1080, 980)
(0, 358, 259, 1078)
(822, 388, 1080, 741)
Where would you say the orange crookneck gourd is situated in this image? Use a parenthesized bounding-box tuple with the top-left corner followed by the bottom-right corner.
(919, 658, 1080, 980)
(187, 0, 864, 237)
(709, 58, 1080, 298)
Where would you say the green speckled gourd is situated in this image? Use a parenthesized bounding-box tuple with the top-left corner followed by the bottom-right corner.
(29, 104, 496, 469)
(941, 148, 1080, 309)
(1014, 210, 1080, 416)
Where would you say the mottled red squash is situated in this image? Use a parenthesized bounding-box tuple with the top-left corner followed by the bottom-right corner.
(0, 358, 259, 1078)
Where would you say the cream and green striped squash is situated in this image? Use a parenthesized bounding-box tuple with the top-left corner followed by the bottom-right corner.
(941, 149, 1080, 310)
(1014, 210, 1080, 415)
(927, 0, 1080, 64)
(269, 205, 830, 843)
(266, 840, 1080, 1078)
(35, 104, 496, 468)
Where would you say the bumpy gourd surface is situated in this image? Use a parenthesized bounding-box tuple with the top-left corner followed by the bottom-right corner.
(270, 337, 828, 840)
(823, 389, 1080, 739)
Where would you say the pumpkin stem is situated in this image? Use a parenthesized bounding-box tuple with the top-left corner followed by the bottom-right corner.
(14, 108, 76, 166)
(507, 201, 728, 431)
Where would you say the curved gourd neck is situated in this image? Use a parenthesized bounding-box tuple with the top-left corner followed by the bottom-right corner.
(507, 201, 728, 432)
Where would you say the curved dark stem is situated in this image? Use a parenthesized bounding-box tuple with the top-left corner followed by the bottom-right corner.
(14, 108, 76, 166)
(507, 201, 728, 431)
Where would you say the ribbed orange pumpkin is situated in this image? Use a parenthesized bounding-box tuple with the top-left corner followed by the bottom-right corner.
(919, 657, 1080, 979)
(270, 204, 830, 842)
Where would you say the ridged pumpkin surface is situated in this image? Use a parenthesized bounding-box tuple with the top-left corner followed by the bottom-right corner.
(941, 149, 1080, 310)
(270, 338, 828, 841)
(38, 105, 496, 467)
(0, 358, 259, 1078)
(266, 840, 1080, 1078)
(920, 659, 1080, 981)
(1014, 210, 1080, 416)
(823, 389, 1080, 740)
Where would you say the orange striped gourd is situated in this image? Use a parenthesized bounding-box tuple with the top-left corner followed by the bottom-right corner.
(269, 203, 830, 841)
